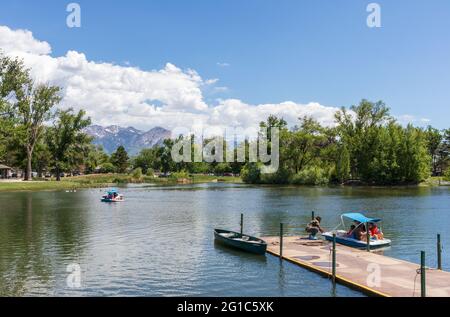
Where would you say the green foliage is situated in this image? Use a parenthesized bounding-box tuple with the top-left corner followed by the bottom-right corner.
(131, 167, 143, 180)
(110, 145, 129, 173)
(100, 162, 115, 174)
(46, 108, 91, 181)
(335, 144, 350, 184)
(146, 168, 155, 177)
(133, 148, 161, 174)
(170, 170, 189, 179)
(241, 163, 261, 184)
(291, 166, 330, 185)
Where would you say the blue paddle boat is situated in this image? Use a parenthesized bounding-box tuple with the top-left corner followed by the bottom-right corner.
(101, 188, 125, 203)
(322, 213, 391, 249)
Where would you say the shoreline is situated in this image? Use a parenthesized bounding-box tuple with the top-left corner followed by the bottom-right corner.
(1, 177, 448, 193)
(0, 174, 243, 193)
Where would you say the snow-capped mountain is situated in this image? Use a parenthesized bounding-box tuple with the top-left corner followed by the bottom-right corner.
(84, 125, 171, 155)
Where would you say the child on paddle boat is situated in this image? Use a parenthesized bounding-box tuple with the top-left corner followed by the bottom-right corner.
(368, 222, 384, 240)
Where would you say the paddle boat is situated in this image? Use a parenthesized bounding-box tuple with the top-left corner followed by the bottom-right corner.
(322, 213, 391, 249)
(214, 229, 267, 255)
(101, 189, 124, 203)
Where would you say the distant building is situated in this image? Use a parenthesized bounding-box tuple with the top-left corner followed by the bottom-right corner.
(0, 164, 12, 179)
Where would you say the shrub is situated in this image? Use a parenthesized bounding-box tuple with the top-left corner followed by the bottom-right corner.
(241, 163, 261, 184)
(445, 168, 450, 181)
(131, 167, 143, 180)
(170, 170, 189, 179)
(146, 168, 155, 177)
(291, 166, 330, 185)
(260, 168, 290, 184)
(100, 162, 115, 174)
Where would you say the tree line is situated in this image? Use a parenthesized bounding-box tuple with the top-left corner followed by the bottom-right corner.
(241, 101, 450, 185)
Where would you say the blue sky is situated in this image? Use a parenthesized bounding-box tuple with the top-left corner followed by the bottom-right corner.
(1, 0, 449, 129)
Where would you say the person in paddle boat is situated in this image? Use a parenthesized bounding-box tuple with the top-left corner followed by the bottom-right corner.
(368, 222, 384, 240)
(352, 221, 366, 241)
(305, 216, 325, 240)
(346, 224, 356, 238)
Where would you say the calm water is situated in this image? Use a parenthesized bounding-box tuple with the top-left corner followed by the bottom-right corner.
(1, 183, 449, 297)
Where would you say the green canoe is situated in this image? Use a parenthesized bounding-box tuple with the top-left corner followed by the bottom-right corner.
(214, 229, 267, 255)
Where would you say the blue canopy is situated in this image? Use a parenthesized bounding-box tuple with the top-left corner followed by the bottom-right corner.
(342, 213, 381, 223)
(107, 188, 118, 194)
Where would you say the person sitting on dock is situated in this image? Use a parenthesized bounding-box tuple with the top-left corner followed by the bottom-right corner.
(305, 216, 324, 240)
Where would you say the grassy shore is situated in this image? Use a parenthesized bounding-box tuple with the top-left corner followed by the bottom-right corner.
(0, 174, 242, 192)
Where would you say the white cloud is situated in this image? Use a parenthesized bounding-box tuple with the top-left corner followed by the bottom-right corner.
(396, 114, 431, 126)
(0, 25, 340, 131)
(217, 62, 230, 67)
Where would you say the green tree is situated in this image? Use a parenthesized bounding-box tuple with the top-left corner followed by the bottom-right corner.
(16, 82, 62, 180)
(335, 143, 350, 183)
(133, 148, 161, 174)
(46, 108, 92, 181)
(85, 145, 109, 174)
(424, 126, 443, 176)
(110, 145, 129, 173)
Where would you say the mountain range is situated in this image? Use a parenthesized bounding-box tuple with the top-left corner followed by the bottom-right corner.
(84, 125, 171, 155)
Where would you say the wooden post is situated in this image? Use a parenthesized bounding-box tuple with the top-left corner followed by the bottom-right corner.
(421, 251, 426, 297)
(311, 211, 315, 221)
(279, 223, 284, 258)
(240, 213, 243, 235)
(437, 234, 442, 270)
(332, 233, 336, 285)
(366, 222, 370, 252)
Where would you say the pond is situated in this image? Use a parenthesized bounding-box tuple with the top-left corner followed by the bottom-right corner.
(1, 183, 449, 296)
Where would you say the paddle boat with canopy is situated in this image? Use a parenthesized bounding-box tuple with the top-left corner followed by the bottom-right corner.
(101, 188, 124, 203)
(322, 212, 391, 249)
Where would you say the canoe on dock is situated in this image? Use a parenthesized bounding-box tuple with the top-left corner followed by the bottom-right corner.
(214, 229, 267, 255)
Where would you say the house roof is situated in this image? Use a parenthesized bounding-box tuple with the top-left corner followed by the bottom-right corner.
(0, 164, 12, 169)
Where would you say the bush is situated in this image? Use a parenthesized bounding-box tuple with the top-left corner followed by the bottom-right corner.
(100, 162, 115, 174)
(260, 168, 290, 184)
(131, 167, 143, 180)
(170, 170, 189, 179)
(146, 168, 155, 177)
(291, 166, 330, 185)
(241, 163, 261, 184)
(445, 169, 450, 181)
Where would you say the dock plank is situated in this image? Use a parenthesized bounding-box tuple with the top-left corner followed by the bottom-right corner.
(262, 236, 450, 297)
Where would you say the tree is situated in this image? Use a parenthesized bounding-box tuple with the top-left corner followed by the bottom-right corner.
(133, 148, 161, 174)
(0, 54, 30, 164)
(16, 81, 61, 180)
(46, 108, 91, 181)
(110, 145, 129, 173)
(424, 126, 443, 176)
(335, 143, 350, 183)
(85, 145, 109, 174)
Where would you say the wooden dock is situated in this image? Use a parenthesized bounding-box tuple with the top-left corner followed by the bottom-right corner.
(262, 236, 450, 297)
